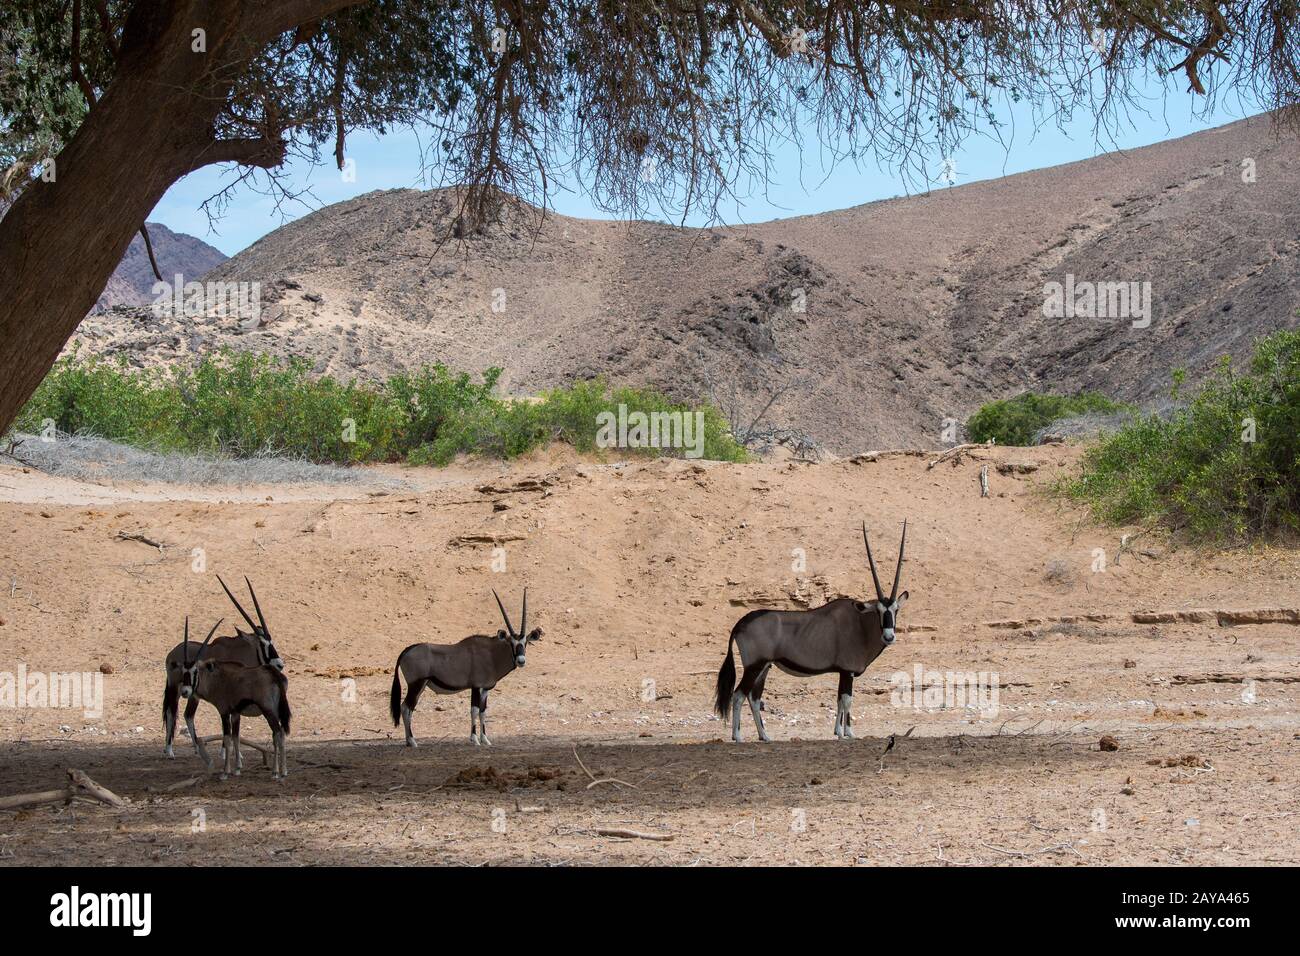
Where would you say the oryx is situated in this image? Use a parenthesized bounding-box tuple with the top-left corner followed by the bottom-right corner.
(714, 521, 909, 742)
(389, 589, 542, 747)
(176, 617, 292, 780)
(162, 575, 282, 764)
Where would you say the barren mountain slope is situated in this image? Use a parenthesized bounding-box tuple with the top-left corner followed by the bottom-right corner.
(71, 114, 1300, 452)
(92, 222, 229, 311)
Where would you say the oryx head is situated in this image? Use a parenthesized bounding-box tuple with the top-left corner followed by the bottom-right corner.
(217, 574, 283, 670)
(179, 616, 223, 699)
(492, 588, 543, 668)
(860, 520, 908, 647)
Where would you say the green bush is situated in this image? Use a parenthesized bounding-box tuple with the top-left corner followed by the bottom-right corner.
(15, 350, 748, 466)
(1063, 329, 1300, 540)
(967, 391, 1131, 446)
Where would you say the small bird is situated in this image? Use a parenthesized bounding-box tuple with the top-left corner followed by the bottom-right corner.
(877, 726, 915, 773)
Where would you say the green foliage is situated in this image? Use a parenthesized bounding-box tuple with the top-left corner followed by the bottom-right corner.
(966, 391, 1131, 446)
(1064, 329, 1300, 540)
(16, 350, 747, 466)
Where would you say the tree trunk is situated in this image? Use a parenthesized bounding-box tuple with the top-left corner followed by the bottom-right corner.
(0, 0, 359, 436)
(0, 5, 218, 435)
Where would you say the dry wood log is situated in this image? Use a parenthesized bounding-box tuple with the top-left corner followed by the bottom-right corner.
(67, 769, 127, 807)
(591, 828, 673, 841)
(0, 788, 70, 812)
(0, 769, 127, 812)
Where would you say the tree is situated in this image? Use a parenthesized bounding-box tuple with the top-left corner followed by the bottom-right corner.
(1, 1, 1296, 435)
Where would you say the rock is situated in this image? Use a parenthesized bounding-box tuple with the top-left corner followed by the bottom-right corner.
(98, 663, 113, 675)
(1099, 735, 1120, 752)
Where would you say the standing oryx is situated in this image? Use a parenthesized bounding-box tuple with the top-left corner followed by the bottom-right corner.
(389, 589, 542, 747)
(162, 575, 283, 764)
(176, 617, 292, 779)
(714, 521, 909, 742)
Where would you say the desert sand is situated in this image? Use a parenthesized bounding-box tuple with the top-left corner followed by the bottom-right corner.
(0, 444, 1296, 865)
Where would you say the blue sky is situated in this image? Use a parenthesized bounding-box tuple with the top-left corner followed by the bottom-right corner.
(153, 82, 1260, 258)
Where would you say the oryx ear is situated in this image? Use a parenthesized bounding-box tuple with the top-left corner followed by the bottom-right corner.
(527, 627, 543, 643)
(895, 591, 909, 609)
(495, 629, 508, 641)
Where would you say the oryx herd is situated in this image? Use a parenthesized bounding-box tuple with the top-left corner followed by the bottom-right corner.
(162, 522, 909, 779)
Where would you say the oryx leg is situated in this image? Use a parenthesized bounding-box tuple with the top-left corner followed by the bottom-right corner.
(184, 695, 213, 769)
(748, 664, 772, 742)
(275, 728, 287, 779)
(834, 673, 855, 739)
(219, 713, 235, 780)
(476, 689, 491, 746)
(469, 689, 481, 745)
(260, 705, 287, 780)
(736, 663, 771, 743)
(229, 712, 243, 776)
(402, 678, 426, 747)
(163, 682, 178, 758)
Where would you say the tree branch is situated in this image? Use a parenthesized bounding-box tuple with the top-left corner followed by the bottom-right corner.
(186, 137, 289, 173)
(138, 223, 163, 282)
(245, 0, 371, 44)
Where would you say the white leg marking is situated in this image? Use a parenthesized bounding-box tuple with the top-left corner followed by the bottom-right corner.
(402, 703, 417, 747)
(748, 695, 771, 743)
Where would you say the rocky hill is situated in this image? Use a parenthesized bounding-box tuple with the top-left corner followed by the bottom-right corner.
(91, 222, 228, 311)
(70, 113, 1300, 452)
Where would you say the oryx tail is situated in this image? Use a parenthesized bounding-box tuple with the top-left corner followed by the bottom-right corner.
(162, 678, 179, 737)
(715, 610, 768, 719)
(390, 644, 419, 726)
(278, 677, 292, 735)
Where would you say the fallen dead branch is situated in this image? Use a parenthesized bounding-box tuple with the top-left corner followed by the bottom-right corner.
(572, 745, 637, 790)
(198, 734, 272, 767)
(114, 529, 165, 552)
(0, 769, 128, 812)
(927, 442, 990, 470)
(589, 828, 673, 842)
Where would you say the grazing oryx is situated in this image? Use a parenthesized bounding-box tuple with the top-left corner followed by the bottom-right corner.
(162, 575, 283, 763)
(177, 617, 292, 779)
(714, 521, 909, 742)
(389, 589, 542, 747)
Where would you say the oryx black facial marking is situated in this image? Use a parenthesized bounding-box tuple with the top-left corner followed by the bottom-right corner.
(714, 521, 909, 742)
(168, 615, 292, 779)
(161, 575, 284, 765)
(389, 589, 542, 747)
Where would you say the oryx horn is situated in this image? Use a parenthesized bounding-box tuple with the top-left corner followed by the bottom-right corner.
(862, 522, 885, 602)
(520, 588, 528, 635)
(196, 618, 222, 661)
(492, 589, 515, 634)
(245, 576, 269, 633)
(217, 574, 258, 633)
(890, 520, 908, 603)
